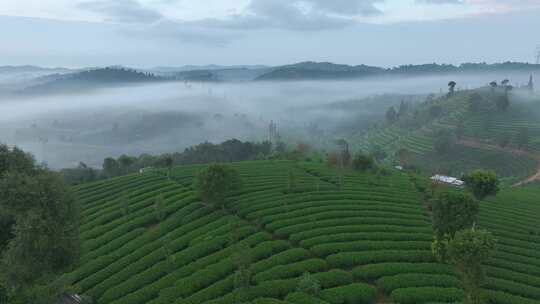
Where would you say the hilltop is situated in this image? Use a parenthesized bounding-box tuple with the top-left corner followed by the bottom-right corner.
(18, 67, 166, 95)
(56, 160, 540, 304)
(347, 81, 540, 184)
(255, 62, 540, 81)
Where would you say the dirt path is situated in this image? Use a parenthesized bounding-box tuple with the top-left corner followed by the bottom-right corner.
(457, 138, 540, 186)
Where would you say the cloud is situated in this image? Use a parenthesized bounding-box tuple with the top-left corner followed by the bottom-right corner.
(77, 0, 163, 23)
(198, 0, 383, 31)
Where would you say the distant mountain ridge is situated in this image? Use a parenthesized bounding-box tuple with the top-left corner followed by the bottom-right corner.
(19, 67, 165, 95)
(255, 61, 540, 81)
(4, 61, 540, 96)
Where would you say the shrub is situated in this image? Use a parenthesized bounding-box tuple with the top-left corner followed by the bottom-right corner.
(286, 292, 329, 304)
(352, 262, 454, 281)
(352, 153, 375, 172)
(462, 170, 499, 200)
(319, 283, 377, 304)
(194, 164, 243, 208)
(376, 273, 461, 293)
(296, 272, 321, 295)
(390, 287, 464, 304)
(327, 250, 434, 268)
(253, 259, 327, 283)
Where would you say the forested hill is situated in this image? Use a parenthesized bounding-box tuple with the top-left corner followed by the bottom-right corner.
(255, 62, 540, 81)
(19, 67, 166, 95)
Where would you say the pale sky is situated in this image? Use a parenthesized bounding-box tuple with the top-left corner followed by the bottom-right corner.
(1, 0, 539, 67)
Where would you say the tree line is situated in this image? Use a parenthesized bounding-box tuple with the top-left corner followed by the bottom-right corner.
(0, 144, 80, 304)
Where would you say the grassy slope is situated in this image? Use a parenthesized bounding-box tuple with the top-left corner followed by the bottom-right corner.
(60, 161, 540, 304)
(349, 90, 540, 183)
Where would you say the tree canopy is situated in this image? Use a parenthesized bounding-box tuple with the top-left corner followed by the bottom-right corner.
(0, 144, 79, 303)
(194, 164, 243, 209)
(431, 192, 479, 261)
(462, 170, 499, 200)
(446, 229, 496, 304)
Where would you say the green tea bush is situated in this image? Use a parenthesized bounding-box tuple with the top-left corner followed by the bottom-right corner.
(327, 250, 434, 268)
(285, 292, 329, 304)
(319, 283, 376, 304)
(376, 273, 461, 293)
(352, 262, 454, 281)
(311, 240, 429, 257)
(253, 259, 327, 283)
(390, 287, 464, 304)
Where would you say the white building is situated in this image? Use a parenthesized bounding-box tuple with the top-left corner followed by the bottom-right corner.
(431, 174, 464, 187)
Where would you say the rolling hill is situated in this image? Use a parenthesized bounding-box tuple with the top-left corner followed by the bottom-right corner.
(58, 160, 540, 304)
(18, 67, 166, 95)
(255, 62, 540, 81)
(348, 86, 540, 185)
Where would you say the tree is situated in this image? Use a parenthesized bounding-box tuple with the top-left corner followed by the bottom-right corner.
(232, 242, 252, 302)
(287, 169, 298, 192)
(398, 100, 409, 117)
(448, 81, 457, 96)
(154, 194, 165, 223)
(352, 153, 375, 172)
(495, 94, 510, 111)
(446, 229, 496, 304)
(336, 139, 351, 167)
(385, 106, 398, 123)
(102, 157, 120, 177)
(395, 147, 411, 167)
(468, 93, 484, 113)
(489, 81, 498, 89)
(462, 170, 499, 200)
(118, 154, 136, 174)
(431, 192, 479, 261)
(194, 164, 243, 209)
(0, 145, 79, 302)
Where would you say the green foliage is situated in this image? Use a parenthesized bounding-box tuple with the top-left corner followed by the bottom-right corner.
(296, 272, 321, 295)
(0, 144, 79, 302)
(154, 194, 166, 223)
(194, 164, 243, 208)
(468, 92, 485, 113)
(351, 153, 375, 172)
(319, 283, 376, 304)
(391, 287, 464, 304)
(462, 170, 499, 200)
(376, 273, 461, 294)
(446, 229, 496, 304)
(395, 147, 411, 167)
(352, 262, 454, 281)
(431, 192, 479, 261)
(286, 292, 329, 304)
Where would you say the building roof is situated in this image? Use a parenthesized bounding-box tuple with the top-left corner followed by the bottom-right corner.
(431, 174, 464, 186)
(58, 294, 82, 304)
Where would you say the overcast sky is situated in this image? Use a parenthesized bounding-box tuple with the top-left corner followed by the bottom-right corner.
(1, 0, 540, 68)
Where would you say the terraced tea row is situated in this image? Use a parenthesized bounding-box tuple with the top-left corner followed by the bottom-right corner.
(61, 160, 540, 304)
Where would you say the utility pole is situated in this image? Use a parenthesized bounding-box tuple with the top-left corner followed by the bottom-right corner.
(536, 45, 540, 65)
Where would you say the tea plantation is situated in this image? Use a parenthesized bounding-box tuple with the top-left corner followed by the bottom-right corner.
(60, 160, 540, 303)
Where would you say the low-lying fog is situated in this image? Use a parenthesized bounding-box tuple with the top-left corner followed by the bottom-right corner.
(0, 71, 537, 169)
